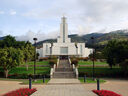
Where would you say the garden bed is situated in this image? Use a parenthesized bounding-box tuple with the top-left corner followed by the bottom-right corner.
(92, 90, 122, 96)
(2, 88, 37, 96)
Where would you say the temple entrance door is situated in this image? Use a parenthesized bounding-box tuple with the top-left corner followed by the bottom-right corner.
(59, 55, 68, 60)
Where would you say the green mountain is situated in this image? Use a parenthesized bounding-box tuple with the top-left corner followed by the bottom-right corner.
(36, 29, 128, 47)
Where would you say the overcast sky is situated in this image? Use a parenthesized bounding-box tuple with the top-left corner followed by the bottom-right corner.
(0, 0, 128, 42)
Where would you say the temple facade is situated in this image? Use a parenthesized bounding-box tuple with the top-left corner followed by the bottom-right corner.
(37, 16, 92, 58)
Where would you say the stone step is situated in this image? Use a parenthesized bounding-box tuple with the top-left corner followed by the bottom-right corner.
(58, 60, 70, 68)
(53, 59, 75, 78)
(55, 68, 73, 72)
(53, 72, 76, 78)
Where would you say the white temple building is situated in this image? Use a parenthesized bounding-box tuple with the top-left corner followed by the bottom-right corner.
(37, 16, 92, 58)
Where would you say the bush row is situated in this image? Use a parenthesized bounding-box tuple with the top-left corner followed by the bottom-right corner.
(78, 70, 127, 78)
(7, 74, 50, 79)
(39, 56, 57, 61)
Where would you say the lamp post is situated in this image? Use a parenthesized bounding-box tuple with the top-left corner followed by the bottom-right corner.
(91, 37, 95, 81)
(33, 38, 37, 81)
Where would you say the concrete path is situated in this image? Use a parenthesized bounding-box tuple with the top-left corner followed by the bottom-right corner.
(31, 79, 96, 96)
(0, 80, 43, 95)
(83, 78, 128, 96)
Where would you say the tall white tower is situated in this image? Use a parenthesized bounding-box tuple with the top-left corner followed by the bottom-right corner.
(57, 16, 71, 43)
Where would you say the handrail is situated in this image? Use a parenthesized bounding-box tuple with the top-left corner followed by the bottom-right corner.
(53, 64, 56, 71)
(72, 64, 79, 78)
(50, 68, 54, 78)
(57, 58, 59, 68)
(68, 58, 72, 67)
(50, 64, 56, 78)
(75, 68, 79, 78)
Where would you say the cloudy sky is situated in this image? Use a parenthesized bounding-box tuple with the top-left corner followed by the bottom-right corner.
(0, 0, 128, 42)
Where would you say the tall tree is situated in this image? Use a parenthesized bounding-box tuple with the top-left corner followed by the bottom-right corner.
(2, 35, 16, 48)
(103, 40, 128, 73)
(0, 35, 26, 48)
(0, 47, 24, 78)
(23, 41, 34, 70)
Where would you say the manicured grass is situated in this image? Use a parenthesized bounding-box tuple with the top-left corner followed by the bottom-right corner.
(9, 67, 50, 75)
(21, 61, 49, 66)
(0, 78, 50, 84)
(78, 66, 123, 77)
(78, 77, 106, 83)
(78, 61, 108, 65)
(21, 79, 50, 84)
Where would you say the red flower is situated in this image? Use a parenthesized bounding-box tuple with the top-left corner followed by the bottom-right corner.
(2, 88, 37, 96)
(92, 90, 122, 96)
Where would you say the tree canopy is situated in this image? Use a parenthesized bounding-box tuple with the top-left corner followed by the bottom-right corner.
(0, 47, 24, 77)
(0, 35, 34, 77)
(103, 40, 128, 74)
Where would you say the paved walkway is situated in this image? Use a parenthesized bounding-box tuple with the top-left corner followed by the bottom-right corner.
(0, 80, 43, 95)
(31, 79, 96, 96)
(84, 78, 128, 96)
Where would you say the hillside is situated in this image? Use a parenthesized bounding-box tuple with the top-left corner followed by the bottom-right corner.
(0, 29, 128, 47)
(36, 29, 128, 47)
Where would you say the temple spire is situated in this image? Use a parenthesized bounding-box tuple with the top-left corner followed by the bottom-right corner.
(57, 16, 71, 43)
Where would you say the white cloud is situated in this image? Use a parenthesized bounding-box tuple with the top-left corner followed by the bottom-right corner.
(0, 30, 3, 36)
(10, 9, 16, 15)
(21, 0, 128, 34)
(16, 30, 58, 43)
(1, 0, 128, 39)
(0, 11, 5, 14)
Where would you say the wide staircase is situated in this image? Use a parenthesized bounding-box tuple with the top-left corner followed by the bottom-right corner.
(53, 59, 76, 78)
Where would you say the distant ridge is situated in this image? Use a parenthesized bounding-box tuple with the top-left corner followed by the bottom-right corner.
(0, 37, 4, 40)
(1, 29, 128, 47)
(36, 29, 128, 47)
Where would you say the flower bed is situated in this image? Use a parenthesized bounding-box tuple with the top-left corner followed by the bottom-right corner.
(2, 88, 37, 96)
(92, 90, 122, 96)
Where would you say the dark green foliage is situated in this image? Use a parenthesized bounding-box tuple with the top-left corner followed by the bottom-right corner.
(89, 51, 105, 59)
(7, 67, 50, 79)
(103, 40, 128, 74)
(0, 35, 34, 77)
(78, 67, 125, 78)
(0, 47, 24, 78)
(0, 35, 26, 48)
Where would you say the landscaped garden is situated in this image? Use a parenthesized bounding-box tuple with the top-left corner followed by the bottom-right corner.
(78, 66, 124, 77)
(21, 61, 49, 66)
(2, 88, 37, 96)
(78, 77, 105, 83)
(78, 61, 108, 66)
(0, 60, 51, 79)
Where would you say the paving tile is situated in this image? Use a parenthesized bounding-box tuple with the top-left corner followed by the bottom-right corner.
(31, 79, 97, 96)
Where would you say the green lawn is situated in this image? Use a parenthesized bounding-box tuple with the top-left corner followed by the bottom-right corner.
(9, 67, 50, 75)
(21, 79, 50, 84)
(21, 61, 49, 66)
(0, 78, 50, 84)
(78, 77, 106, 83)
(78, 66, 123, 77)
(78, 61, 108, 65)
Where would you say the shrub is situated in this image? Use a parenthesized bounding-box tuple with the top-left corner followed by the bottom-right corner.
(39, 57, 49, 61)
(49, 60, 56, 67)
(92, 90, 122, 96)
(0, 72, 4, 77)
(3, 88, 37, 96)
(49, 56, 57, 59)
(82, 57, 89, 61)
(71, 59, 78, 67)
(8, 73, 28, 79)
